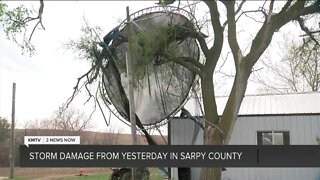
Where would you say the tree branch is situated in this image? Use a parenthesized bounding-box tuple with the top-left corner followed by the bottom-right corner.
(238, 10, 267, 23)
(235, 0, 246, 16)
(223, 0, 246, 29)
(185, 26, 210, 57)
(63, 66, 96, 110)
(301, 30, 320, 36)
(296, 1, 320, 17)
(163, 54, 203, 76)
(296, 16, 320, 46)
(245, 1, 314, 70)
(267, 0, 275, 22)
(279, 0, 292, 14)
(195, 32, 210, 58)
(28, 0, 45, 41)
(225, 0, 243, 68)
(204, 0, 224, 69)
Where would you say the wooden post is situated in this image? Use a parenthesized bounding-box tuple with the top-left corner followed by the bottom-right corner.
(9, 83, 16, 179)
(126, 6, 138, 180)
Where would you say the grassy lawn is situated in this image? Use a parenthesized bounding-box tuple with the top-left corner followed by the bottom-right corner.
(57, 169, 163, 180)
(66, 168, 165, 180)
(0, 168, 166, 180)
(65, 173, 109, 180)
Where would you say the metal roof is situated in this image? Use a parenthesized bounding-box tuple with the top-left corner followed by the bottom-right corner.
(183, 92, 320, 116)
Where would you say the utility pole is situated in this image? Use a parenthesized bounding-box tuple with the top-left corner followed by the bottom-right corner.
(9, 83, 16, 179)
(126, 6, 138, 180)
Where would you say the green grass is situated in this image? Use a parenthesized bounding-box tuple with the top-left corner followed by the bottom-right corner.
(12, 176, 38, 180)
(66, 168, 165, 180)
(9, 173, 109, 180)
(10, 168, 168, 180)
(66, 168, 166, 180)
(149, 168, 165, 179)
(66, 173, 109, 180)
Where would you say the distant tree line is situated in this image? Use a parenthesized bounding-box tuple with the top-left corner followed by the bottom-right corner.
(0, 107, 122, 167)
(0, 117, 11, 167)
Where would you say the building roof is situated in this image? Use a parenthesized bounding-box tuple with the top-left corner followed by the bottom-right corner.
(184, 92, 320, 116)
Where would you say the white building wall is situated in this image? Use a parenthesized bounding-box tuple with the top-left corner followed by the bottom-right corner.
(224, 115, 320, 180)
(170, 115, 320, 180)
(228, 115, 320, 145)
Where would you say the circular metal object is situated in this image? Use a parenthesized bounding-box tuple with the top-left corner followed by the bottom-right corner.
(102, 7, 200, 126)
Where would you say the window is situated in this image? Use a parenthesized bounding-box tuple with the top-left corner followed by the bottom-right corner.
(257, 131, 290, 145)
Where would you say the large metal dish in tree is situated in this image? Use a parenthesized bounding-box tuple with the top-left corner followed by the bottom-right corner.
(102, 7, 200, 126)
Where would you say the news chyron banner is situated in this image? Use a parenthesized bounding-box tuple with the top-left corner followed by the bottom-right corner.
(24, 136, 80, 147)
(20, 143, 320, 167)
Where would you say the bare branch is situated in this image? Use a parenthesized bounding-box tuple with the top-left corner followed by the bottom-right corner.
(217, 51, 230, 73)
(238, 10, 266, 24)
(296, 16, 320, 46)
(196, 33, 210, 58)
(185, 25, 210, 57)
(296, 1, 320, 17)
(225, 1, 243, 67)
(63, 67, 95, 110)
(27, 0, 45, 41)
(267, 0, 275, 22)
(163, 54, 203, 76)
(28, 21, 40, 41)
(235, 0, 246, 16)
(244, 1, 309, 69)
(252, 71, 286, 93)
(223, 0, 246, 28)
(300, 30, 320, 36)
(204, 0, 224, 69)
(279, 0, 293, 14)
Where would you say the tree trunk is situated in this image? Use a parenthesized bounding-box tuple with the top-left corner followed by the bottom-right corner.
(200, 74, 223, 180)
(201, 73, 219, 125)
(200, 126, 224, 180)
(199, 67, 250, 180)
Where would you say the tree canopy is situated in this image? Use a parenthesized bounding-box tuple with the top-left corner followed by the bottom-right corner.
(254, 31, 320, 93)
(0, 0, 44, 55)
(0, 117, 10, 145)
